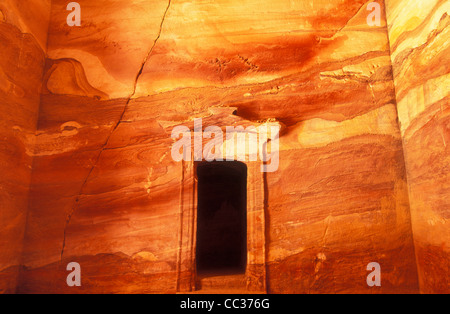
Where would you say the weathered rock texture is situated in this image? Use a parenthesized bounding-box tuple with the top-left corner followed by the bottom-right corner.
(0, 0, 51, 293)
(386, 0, 449, 294)
(0, 0, 447, 294)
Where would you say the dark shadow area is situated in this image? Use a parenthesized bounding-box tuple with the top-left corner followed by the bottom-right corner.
(196, 161, 247, 275)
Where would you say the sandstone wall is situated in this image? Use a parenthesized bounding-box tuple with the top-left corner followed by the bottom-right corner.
(17, 0, 421, 293)
(0, 0, 51, 293)
(385, 0, 449, 294)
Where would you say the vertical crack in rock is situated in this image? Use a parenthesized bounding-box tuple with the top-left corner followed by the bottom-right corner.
(60, 0, 172, 260)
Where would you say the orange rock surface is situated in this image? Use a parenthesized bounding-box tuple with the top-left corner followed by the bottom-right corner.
(0, 0, 447, 294)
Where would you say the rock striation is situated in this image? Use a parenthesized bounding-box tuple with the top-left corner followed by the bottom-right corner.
(0, 0, 447, 294)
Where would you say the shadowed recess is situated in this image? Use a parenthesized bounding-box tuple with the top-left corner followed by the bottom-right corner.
(196, 161, 248, 275)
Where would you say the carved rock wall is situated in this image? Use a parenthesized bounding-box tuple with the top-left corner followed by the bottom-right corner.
(2, 0, 447, 294)
(16, 0, 421, 294)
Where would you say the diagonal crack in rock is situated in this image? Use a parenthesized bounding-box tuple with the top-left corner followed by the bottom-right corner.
(61, 0, 172, 261)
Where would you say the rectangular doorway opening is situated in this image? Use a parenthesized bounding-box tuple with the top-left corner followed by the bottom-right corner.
(196, 161, 247, 276)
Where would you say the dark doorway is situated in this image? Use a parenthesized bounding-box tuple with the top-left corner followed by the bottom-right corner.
(196, 161, 247, 275)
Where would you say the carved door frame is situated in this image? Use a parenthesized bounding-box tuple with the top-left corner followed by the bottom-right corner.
(176, 158, 267, 293)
